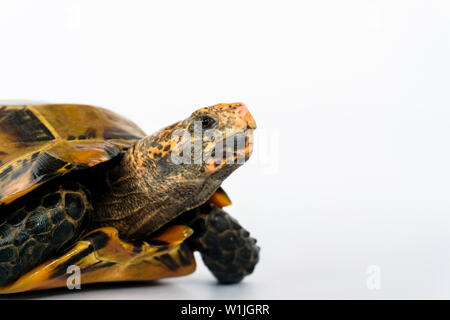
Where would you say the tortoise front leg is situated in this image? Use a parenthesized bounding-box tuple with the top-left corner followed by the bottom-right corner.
(0, 182, 91, 286)
(184, 203, 260, 284)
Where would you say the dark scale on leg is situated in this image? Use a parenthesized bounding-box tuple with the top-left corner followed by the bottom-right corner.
(0, 182, 92, 286)
(184, 203, 259, 284)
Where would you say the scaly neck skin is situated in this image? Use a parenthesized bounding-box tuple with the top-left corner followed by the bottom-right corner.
(92, 137, 223, 240)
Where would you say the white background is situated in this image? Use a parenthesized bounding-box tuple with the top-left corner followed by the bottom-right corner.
(1, 0, 450, 299)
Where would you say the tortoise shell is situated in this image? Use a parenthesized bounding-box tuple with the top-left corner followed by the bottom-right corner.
(0, 103, 146, 205)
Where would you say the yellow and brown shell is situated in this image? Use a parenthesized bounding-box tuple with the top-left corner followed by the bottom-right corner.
(0, 103, 146, 205)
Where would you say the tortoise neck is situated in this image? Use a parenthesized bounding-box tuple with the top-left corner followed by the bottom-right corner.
(92, 135, 224, 240)
(92, 137, 182, 240)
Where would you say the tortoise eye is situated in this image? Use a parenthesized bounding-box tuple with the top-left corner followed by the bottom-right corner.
(199, 116, 216, 129)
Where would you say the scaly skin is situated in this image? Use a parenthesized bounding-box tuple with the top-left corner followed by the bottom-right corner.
(179, 203, 260, 284)
(0, 182, 91, 286)
(92, 103, 256, 240)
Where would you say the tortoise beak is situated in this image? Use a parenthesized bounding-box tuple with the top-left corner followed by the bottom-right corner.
(236, 104, 257, 130)
(246, 116, 257, 130)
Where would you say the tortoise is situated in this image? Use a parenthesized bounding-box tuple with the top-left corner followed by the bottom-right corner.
(0, 102, 259, 293)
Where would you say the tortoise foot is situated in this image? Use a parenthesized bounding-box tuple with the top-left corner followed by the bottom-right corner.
(187, 204, 260, 284)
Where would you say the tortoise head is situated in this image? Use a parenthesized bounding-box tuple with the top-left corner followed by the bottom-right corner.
(133, 102, 256, 210)
(174, 102, 256, 174)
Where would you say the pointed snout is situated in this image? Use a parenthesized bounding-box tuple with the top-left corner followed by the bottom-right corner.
(234, 103, 257, 129)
